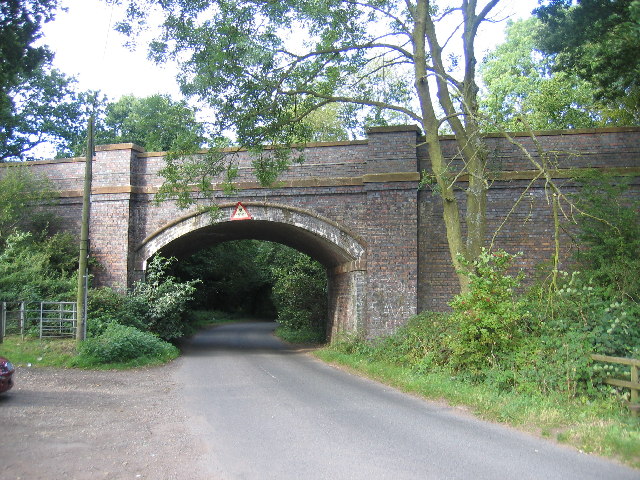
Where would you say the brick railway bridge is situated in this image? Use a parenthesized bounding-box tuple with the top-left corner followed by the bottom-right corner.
(6, 125, 640, 338)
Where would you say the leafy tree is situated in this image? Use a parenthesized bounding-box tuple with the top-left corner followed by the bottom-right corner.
(110, 0, 515, 292)
(1, 65, 91, 161)
(297, 104, 350, 142)
(0, 1, 92, 162)
(535, 0, 640, 119)
(270, 251, 327, 337)
(0, 0, 58, 127)
(480, 18, 638, 130)
(91, 94, 207, 153)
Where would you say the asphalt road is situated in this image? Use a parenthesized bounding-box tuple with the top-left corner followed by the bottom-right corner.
(176, 321, 639, 480)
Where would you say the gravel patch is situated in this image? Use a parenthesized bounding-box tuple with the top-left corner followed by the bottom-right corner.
(0, 359, 211, 480)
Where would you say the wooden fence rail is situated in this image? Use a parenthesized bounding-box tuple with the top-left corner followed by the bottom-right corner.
(591, 354, 640, 417)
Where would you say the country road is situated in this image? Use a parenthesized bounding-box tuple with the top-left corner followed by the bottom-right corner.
(176, 321, 639, 480)
(2, 321, 638, 480)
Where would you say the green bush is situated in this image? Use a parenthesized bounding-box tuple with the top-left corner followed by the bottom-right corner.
(86, 287, 146, 336)
(271, 252, 327, 339)
(448, 249, 529, 373)
(85, 257, 200, 341)
(78, 322, 178, 364)
(572, 174, 640, 301)
(128, 256, 200, 340)
(0, 230, 77, 301)
(368, 311, 455, 371)
(543, 272, 640, 358)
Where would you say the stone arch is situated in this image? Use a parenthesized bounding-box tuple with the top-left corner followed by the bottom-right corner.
(135, 202, 367, 338)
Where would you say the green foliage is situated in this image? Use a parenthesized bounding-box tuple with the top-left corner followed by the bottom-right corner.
(128, 256, 200, 340)
(0, 166, 76, 301)
(0, 230, 77, 301)
(1, 65, 92, 161)
(326, 243, 638, 400)
(85, 257, 200, 341)
(270, 250, 327, 339)
(93, 94, 206, 153)
(0, 0, 59, 143)
(571, 174, 640, 301)
(86, 287, 136, 337)
(170, 240, 275, 315)
(0, 167, 58, 240)
(448, 249, 528, 373)
(371, 311, 455, 372)
(480, 17, 637, 130)
(536, 0, 640, 119)
(77, 322, 178, 364)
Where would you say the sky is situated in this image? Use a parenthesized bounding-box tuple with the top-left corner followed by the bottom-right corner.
(40, 0, 182, 100)
(40, 0, 541, 102)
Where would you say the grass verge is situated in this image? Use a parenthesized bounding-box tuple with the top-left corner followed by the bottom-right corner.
(314, 347, 640, 469)
(274, 325, 326, 345)
(0, 335, 78, 367)
(0, 334, 179, 370)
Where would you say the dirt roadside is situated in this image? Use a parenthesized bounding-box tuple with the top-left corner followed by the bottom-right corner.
(0, 359, 212, 480)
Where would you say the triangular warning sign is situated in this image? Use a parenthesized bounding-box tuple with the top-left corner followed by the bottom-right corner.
(230, 202, 252, 220)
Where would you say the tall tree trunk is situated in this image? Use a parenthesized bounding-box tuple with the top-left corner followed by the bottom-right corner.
(413, 0, 471, 292)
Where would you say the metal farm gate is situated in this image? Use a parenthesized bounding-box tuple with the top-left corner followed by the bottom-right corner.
(0, 301, 77, 339)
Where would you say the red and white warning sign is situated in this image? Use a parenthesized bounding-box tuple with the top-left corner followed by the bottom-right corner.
(230, 202, 252, 220)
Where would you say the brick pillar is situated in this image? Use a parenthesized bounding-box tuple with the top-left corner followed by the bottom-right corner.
(363, 126, 421, 337)
(89, 143, 144, 290)
(328, 260, 367, 338)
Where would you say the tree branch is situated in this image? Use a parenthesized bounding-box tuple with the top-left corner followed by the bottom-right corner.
(278, 89, 423, 123)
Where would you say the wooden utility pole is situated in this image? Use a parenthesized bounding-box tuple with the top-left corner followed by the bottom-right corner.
(76, 116, 94, 341)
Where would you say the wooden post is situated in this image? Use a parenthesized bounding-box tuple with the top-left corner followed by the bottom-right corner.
(0, 302, 4, 344)
(20, 302, 25, 339)
(592, 354, 640, 417)
(632, 364, 639, 417)
(76, 116, 94, 342)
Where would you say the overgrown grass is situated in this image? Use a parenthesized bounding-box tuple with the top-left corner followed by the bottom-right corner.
(70, 351, 179, 370)
(274, 324, 326, 345)
(315, 347, 640, 469)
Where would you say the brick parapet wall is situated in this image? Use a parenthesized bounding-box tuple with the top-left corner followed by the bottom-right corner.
(367, 125, 420, 174)
(423, 128, 640, 174)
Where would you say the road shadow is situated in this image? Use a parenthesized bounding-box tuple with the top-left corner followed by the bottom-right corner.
(178, 321, 316, 356)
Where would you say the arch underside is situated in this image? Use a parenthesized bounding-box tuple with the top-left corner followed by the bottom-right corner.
(155, 219, 357, 268)
(135, 203, 367, 338)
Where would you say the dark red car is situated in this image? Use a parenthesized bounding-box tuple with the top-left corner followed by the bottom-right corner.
(0, 356, 15, 394)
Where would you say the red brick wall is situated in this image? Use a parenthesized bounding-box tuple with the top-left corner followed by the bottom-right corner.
(2, 126, 638, 336)
(418, 128, 640, 310)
